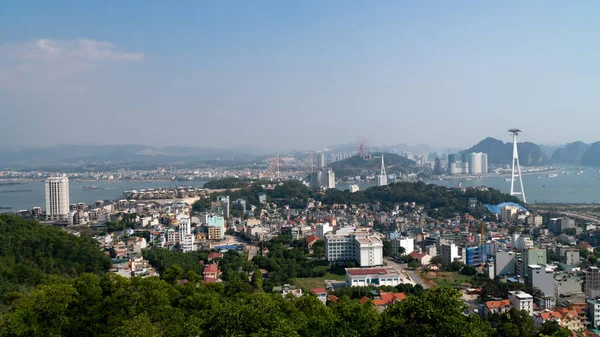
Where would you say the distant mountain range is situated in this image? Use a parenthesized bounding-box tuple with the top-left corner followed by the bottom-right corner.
(463, 138, 600, 166)
(0, 145, 263, 169)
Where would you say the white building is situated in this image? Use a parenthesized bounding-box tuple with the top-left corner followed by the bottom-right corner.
(588, 299, 600, 329)
(440, 243, 460, 266)
(501, 206, 521, 223)
(325, 170, 336, 189)
(345, 267, 403, 287)
(325, 233, 383, 267)
(316, 223, 333, 240)
(355, 235, 385, 267)
(349, 184, 360, 193)
(469, 152, 488, 175)
(45, 176, 70, 221)
(178, 213, 195, 252)
(508, 291, 534, 315)
(391, 237, 414, 256)
(527, 265, 555, 309)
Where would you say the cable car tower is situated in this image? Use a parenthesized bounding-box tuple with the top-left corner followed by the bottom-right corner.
(508, 129, 526, 203)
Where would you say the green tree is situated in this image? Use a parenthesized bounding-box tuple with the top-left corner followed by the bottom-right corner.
(380, 286, 491, 337)
(407, 261, 419, 270)
(397, 246, 406, 256)
(161, 264, 184, 284)
(252, 270, 263, 291)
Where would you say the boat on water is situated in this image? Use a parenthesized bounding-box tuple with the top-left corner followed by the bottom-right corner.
(0, 206, 11, 209)
(560, 171, 567, 174)
(577, 171, 584, 175)
(537, 176, 541, 179)
(504, 178, 511, 182)
(548, 173, 558, 178)
(83, 186, 100, 190)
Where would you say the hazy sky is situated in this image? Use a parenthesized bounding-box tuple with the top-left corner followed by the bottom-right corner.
(1, 1, 600, 152)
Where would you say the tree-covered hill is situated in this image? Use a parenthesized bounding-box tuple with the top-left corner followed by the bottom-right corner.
(319, 181, 522, 217)
(327, 152, 415, 177)
(0, 214, 111, 293)
(580, 141, 600, 167)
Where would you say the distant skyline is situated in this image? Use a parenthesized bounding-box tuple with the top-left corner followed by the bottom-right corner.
(2, 1, 600, 150)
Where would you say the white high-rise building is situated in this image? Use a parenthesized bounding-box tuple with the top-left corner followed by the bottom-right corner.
(325, 232, 383, 267)
(325, 170, 336, 189)
(45, 176, 70, 221)
(349, 184, 359, 193)
(469, 152, 488, 174)
(316, 223, 333, 240)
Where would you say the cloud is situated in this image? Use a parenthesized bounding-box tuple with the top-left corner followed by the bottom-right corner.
(0, 38, 144, 93)
(3, 38, 144, 62)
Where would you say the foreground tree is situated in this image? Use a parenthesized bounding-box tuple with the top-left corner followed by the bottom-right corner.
(380, 286, 492, 337)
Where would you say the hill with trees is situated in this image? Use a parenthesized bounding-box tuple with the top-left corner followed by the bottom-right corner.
(326, 152, 415, 178)
(550, 141, 589, 165)
(464, 137, 548, 166)
(0, 214, 111, 295)
(318, 181, 522, 218)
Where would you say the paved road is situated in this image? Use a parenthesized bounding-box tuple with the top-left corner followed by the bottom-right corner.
(405, 269, 430, 289)
(384, 257, 424, 287)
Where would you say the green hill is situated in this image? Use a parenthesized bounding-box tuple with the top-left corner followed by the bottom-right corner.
(0, 214, 111, 293)
(327, 152, 415, 176)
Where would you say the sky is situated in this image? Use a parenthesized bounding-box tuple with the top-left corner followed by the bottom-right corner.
(1, 1, 600, 152)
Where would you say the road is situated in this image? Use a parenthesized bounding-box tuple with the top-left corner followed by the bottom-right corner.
(405, 269, 430, 289)
(384, 257, 429, 288)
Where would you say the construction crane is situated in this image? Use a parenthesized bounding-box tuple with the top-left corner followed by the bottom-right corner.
(480, 221, 485, 270)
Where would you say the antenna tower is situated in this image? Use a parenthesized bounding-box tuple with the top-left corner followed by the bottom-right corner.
(508, 129, 526, 203)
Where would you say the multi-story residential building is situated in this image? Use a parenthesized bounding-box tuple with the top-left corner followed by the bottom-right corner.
(316, 223, 333, 240)
(469, 152, 488, 174)
(527, 265, 555, 309)
(495, 251, 516, 278)
(440, 243, 460, 266)
(526, 215, 543, 227)
(325, 233, 383, 267)
(391, 237, 414, 257)
(588, 299, 600, 329)
(585, 267, 600, 298)
(207, 214, 225, 240)
(45, 176, 70, 221)
(465, 245, 488, 267)
(355, 235, 384, 267)
(508, 291, 534, 315)
(501, 205, 520, 223)
(517, 248, 547, 277)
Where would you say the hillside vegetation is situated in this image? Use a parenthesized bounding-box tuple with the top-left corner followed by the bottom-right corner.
(0, 214, 111, 295)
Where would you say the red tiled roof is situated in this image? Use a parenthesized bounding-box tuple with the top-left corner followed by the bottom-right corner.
(358, 296, 370, 304)
(393, 293, 406, 301)
(409, 251, 425, 259)
(306, 235, 319, 244)
(485, 299, 510, 309)
(347, 268, 388, 276)
(311, 288, 327, 294)
(327, 294, 339, 302)
(208, 252, 223, 259)
(203, 277, 217, 283)
(203, 264, 219, 274)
